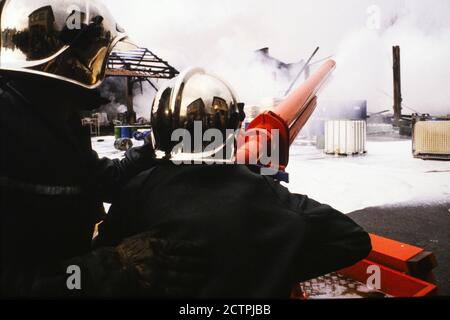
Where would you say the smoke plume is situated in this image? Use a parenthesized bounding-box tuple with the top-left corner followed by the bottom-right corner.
(107, 0, 450, 116)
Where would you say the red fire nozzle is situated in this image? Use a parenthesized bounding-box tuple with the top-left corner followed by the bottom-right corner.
(236, 59, 336, 170)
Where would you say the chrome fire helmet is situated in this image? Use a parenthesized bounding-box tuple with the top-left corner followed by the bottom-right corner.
(151, 68, 245, 161)
(0, 0, 136, 88)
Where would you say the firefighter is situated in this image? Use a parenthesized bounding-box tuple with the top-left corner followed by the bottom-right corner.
(0, 0, 206, 298)
(96, 68, 372, 298)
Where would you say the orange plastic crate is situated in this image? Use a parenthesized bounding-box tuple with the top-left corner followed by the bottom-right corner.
(338, 259, 437, 297)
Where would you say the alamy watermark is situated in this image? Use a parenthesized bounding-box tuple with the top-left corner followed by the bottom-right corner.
(366, 265, 382, 290)
(65, 3, 90, 30)
(66, 265, 82, 290)
(169, 121, 281, 176)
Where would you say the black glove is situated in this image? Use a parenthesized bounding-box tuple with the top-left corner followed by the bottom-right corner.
(116, 232, 208, 298)
(68, 232, 208, 298)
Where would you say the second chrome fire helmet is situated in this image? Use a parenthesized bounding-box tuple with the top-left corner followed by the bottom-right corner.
(151, 68, 245, 162)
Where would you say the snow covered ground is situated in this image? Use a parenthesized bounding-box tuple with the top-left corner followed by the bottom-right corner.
(92, 136, 450, 214)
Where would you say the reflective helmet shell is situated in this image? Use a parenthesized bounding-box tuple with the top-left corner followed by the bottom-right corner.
(151, 68, 241, 161)
(0, 0, 132, 88)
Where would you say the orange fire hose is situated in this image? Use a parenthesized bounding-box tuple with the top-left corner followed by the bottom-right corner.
(236, 59, 336, 169)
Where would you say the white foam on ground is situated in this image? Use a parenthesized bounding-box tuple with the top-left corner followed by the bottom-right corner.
(286, 139, 450, 213)
(92, 137, 450, 214)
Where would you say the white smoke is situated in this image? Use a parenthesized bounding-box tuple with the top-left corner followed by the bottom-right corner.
(107, 0, 450, 115)
(132, 81, 157, 120)
(96, 77, 128, 120)
(322, 0, 450, 115)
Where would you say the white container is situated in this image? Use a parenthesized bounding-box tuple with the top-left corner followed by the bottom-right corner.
(413, 120, 450, 160)
(325, 120, 367, 155)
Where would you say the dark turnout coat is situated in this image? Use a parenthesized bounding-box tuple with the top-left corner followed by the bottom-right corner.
(0, 77, 155, 297)
(97, 163, 372, 298)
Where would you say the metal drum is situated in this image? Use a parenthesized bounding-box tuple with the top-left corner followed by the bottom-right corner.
(120, 126, 133, 139)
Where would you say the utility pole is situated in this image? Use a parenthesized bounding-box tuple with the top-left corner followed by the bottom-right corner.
(392, 46, 402, 126)
(126, 77, 136, 125)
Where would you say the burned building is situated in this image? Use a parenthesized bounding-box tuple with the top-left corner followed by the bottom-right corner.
(255, 47, 304, 82)
(28, 5, 55, 32)
(82, 46, 179, 135)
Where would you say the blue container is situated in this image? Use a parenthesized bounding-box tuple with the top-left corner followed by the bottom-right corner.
(120, 126, 132, 139)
